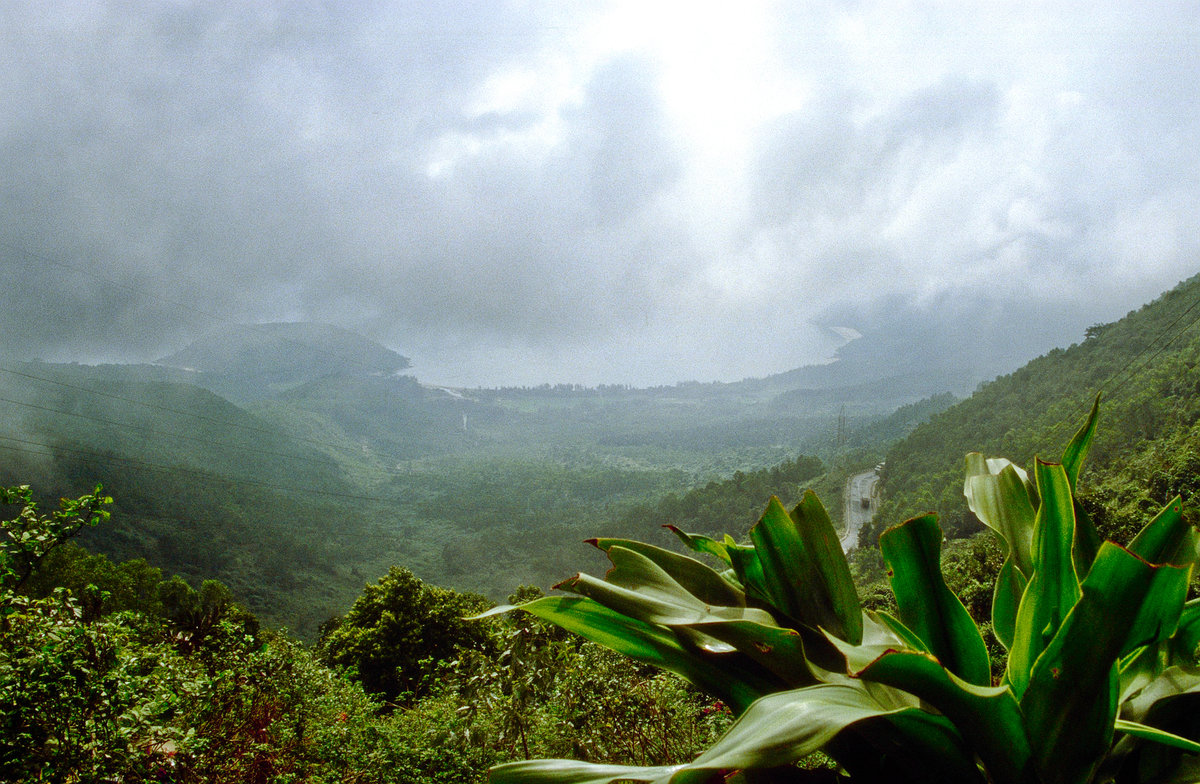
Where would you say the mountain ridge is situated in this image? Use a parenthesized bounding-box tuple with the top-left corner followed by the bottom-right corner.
(156, 322, 411, 391)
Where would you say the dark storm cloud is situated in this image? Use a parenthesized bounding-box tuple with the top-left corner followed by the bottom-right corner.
(291, 50, 688, 357)
(0, 1, 576, 360)
(2, 1, 1199, 386)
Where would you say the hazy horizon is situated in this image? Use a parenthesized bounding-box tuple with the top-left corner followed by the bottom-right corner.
(3, 2, 1199, 387)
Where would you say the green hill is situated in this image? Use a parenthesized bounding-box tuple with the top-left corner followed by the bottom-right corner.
(156, 322, 411, 398)
(0, 314, 1007, 638)
(870, 272, 1200, 544)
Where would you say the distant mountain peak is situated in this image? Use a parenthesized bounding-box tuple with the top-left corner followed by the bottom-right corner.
(156, 322, 410, 383)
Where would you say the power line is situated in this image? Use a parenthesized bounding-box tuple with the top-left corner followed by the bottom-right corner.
(1045, 284, 1200, 449)
(1, 239, 221, 328)
(0, 393, 340, 469)
(0, 363, 435, 477)
(0, 361, 445, 482)
(0, 365, 326, 446)
(1097, 291, 1200, 401)
(1, 238, 427, 479)
(0, 435, 405, 507)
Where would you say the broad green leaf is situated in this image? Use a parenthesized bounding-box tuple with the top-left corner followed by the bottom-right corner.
(880, 514, 991, 686)
(588, 538, 746, 607)
(1007, 460, 1080, 696)
(680, 619, 823, 687)
(1115, 719, 1200, 754)
(847, 647, 1035, 784)
(1071, 499, 1103, 581)
(1021, 542, 1191, 784)
(664, 525, 733, 565)
(821, 708, 986, 784)
(662, 529, 766, 600)
(474, 596, 683, 669)
(1171, 598, 1200, 662)
(1061, 394, 1100, 491)
(489, 760, 678, 784)
(724, 542, 773, 606)
(1119, 642, 1172, 703)
(750, 492, 862, 644)
(475, 596, 771, 712)
(1122, 665, 1200, 722)
(1128, 496, 1199, 570)
(559, 547, 775, 629)
(992, 557, 1028, 650)
(1115, 677, 1200, 784)
(749, 496, 823, 627)
(964, 455, 1036, 577)
(864, 609, 930, 653)
(1061, 394, 1104, 576)
(1119, 608, 1200, 705)
(681, 682, 971, 783)
(491, 682, 980, 784)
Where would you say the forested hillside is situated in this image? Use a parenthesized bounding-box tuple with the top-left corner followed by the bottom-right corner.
(0, 316, 960, 636)
(10, 284, 1199, 778)
(871, 272, 1200, 544)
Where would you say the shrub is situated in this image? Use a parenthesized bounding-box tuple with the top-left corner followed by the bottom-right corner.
(319, 565, 493, 704)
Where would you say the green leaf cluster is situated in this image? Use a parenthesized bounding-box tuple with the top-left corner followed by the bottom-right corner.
(487, 402, 1200, 783)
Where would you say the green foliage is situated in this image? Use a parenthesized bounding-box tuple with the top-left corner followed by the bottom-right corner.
(1, 340, 907, 640)
(23, 541, 165, 617)
(534, 643, 735, 767)
(613, 455, 825, 542)
(0, 483, 111, 589)
(319, 565, 493, 704)
(0, 588, 163, 782)
(0, 482, 487, 783)
(1, 482, 746, 782)
(875, 273, 1200, 548)
(487, 404, 1200, 783)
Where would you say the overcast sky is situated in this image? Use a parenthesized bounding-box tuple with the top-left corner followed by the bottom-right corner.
(2, 1, 1199, 388)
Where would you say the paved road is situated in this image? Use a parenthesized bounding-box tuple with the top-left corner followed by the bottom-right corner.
(841, 469, 880, 553)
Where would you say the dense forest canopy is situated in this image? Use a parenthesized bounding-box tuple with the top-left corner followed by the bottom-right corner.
(0, 308, 954, 636)
(872, 272, 1200, 546)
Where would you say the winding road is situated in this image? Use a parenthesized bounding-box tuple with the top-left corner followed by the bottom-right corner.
(840, 469, 880, 552)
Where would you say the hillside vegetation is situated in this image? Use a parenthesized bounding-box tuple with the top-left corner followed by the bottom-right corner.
(0, 318, 957, 636)
(872, 272, 1200, 544)
(11, 277, 1200, 781)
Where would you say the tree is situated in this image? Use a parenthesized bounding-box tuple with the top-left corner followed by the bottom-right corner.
(0, 483, 110, 590)
(320, 565, 492, 703)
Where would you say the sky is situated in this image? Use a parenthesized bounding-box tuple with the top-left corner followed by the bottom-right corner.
(2, 1, 1199, 388)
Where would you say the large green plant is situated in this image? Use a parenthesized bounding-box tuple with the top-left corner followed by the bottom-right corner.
(481, 401, 1200, 783)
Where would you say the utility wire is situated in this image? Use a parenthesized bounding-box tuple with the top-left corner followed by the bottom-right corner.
(1097, 292, 1200, 401)
(1, 240, 221, 328)
(1044, 284, 1200, 449)
(0, 394, 340, 469)
(0, 442, 402, 568)
(0, 435, 406, 506)
(0, 365, 331, 448)
(0, 363, 435, 476)
(0, 240, 432, 476)
(0, 238, 441, 473)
